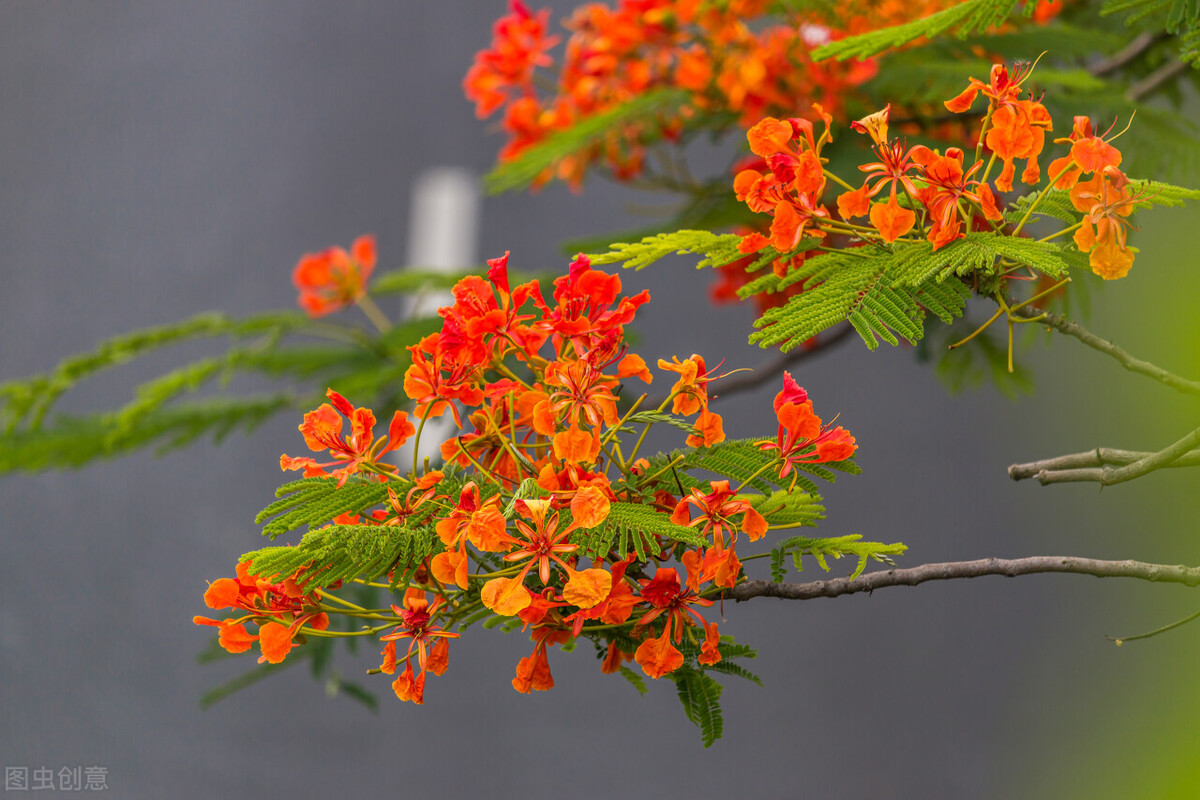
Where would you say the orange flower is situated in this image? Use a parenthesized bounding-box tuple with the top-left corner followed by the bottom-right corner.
(869, 195, 916, 244)
(747, 117, 794, 157)
(379, 590, 460, 704)
(1070, 168, 1139, 280)
(280, 389, 414, 487)
(195, 561, 328, 664)
(570, 484, 611, 528)
(759, 374, 856, 476)
(632, 564, 717, 679)
(657, 354, 711, 415)
(984, 100, 1051, 191)
(850, 104, 891, 146)
(686, 409, 726, 447)
(512, 627, 571, 693)
(292, 235, 376, 317)
(911, 146, 1003, 250)
(553, 424, 601, 464)
(671, 479, 766, 556)
(464, 1, 559, 118)
(1047, 116, 1123, 190)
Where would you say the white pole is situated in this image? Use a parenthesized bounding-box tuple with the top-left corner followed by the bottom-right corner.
(398, 167, 480, 469)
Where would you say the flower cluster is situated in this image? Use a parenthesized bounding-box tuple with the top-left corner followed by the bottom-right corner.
(199, 251, 859, 706)
(731, 61, 1142, 279)
(463, 0, 961, 189)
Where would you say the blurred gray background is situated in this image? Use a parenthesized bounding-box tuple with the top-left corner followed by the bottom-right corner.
(2, 3, 1199, 797)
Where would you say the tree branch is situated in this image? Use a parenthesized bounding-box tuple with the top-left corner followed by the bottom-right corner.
(641, 324, 854, 408)
(1009, 445, 1200, 481)
(1011, 305, 1200, 397)
(1091, 32, 1167, 76)
(1007, 425, 1200, 486)
(711, 325, 855, 400)
(1127, 58, 1190, 103)
(727, 556, 1200, 601)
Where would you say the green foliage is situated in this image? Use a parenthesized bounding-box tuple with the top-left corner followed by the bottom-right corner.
(370, 269, 474, 296)
(0, 311, 300, 432)
(672, 667, 725, 747)
(0, 395, 294, 473)
(243, 523, 439, 589)
(572, 501, 707, 560)
(0, 299, 443, 474)
(747, 489, 824, 528)
(812, 0, 1022, 61)
(483, 89, 691, 194)
(256, 477, 395, 539)
(1128, 179, 1200, 207)
(586, 230, 746, 271)
(768, 534, 909, 582)
(1102, 0, 1200, 65)
(618, 666, 649, 695)
(746, 247, 968, 352)
(622, 410, 699, 436)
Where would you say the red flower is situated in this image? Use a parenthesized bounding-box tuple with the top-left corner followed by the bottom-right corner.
(632, 564, 718, 679)
(292, 235, 376, 317)
(759, 376, 856, 477)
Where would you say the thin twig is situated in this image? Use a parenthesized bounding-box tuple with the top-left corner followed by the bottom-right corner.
(726, 556, 1200, 602)
(1108, 607, 1200, 646)
(1128, 58, 1189, 103)
(711, 325, 856, 399)
(641, 324, 855, 408)
(1011, 425, 1200, 486)
(1011, 305, 1200, 397)
(1009, 446, 1200, 481)
(1091, 32, 1166, 76)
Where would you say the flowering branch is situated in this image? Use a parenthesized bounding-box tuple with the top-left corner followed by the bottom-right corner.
(1008, 425, 1200, 486)
(727, 556, 1200, 601)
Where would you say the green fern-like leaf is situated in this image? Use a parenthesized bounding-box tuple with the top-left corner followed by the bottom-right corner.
(888, 233, 1073, 287)
(586, 230, 745, 271)
(0, 394, 294, 473)
(243, 523, 440, 588)
(678, 438, 786, 494)
(747, 489, 824, 528)
(257, 478, 396, 539)
(673, 666, 725, 748)
(748, 250, 957, 352)
(579, 502, 706, 560)
(812, 0, 1022, 61)
(618, 666, 649, 695)
(1102, 0, 1200, 64)
(770, 534, 908, 580)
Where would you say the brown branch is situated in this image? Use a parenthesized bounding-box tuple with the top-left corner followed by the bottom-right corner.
(710, 324, 855, 401)
(1008, 425, 1200, 486)
(640, 324, 854, 409)
(726, 557, 1200, 601)
(1011, 305, 1200, 397)
(1091, 32, 1167, 76)
(1128, 58, 1190, 103)
(1009, 445, 1200, 481)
